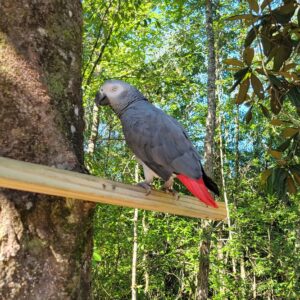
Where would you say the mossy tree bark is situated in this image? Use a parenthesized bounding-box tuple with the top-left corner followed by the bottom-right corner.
(0, 1, 94, 299)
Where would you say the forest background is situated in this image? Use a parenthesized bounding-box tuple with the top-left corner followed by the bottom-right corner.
(83, 0, 300, 299)
(0, 0, 298, 299)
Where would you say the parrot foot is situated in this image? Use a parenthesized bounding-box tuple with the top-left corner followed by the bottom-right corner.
(161, 187, 179, 200)
(162, 177, 178, 199)
(137, 181, 152, 196)
(173, 191, 179, 201)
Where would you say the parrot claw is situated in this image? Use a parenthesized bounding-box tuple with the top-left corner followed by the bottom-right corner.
(162, 177, 179, 200)
(161, 187, 179, 200)
(173, 190, 179, 201)
(137, 181, 152, 196)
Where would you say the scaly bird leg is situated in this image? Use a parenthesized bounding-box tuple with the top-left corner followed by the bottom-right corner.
(136, 160, 158, 196)
(162, 176, 179, 200)
(137, 181, 152, 195)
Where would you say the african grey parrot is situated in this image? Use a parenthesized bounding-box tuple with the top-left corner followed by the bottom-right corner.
(94, 80, 219, 208)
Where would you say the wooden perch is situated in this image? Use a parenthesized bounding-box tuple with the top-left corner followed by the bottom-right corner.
(0, 157, 227, 220)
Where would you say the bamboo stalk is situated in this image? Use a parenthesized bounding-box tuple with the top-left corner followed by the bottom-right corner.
(0, 157, 227, 220)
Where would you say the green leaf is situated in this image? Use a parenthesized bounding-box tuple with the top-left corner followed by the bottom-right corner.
(224, 58, 244, 67)
(234, 67, 250, 81)
(251, 74, 264, 99)
(259, 104, 270, 118)
(269, 150, 282, 159)
(275, 2, 297, 15)
(282, 127, 299, 138)
(245, 106, 253, 123)
(273, 44, 293, 71)
(287, 86, 300, 111)
(247, 0, 259, 13)
(93, 251, 101, 262)
(272, 2, 297, 24)
(261, 34, 272, 56)
(236, 78, 250, 104)
(276, 138, 291, 152)
(270, 119, 285, 126)
(243, 47, 254, 66)
(272, 12, 293, 25)
(227, 14, 257, 21)
(270, 87, 283, 115)
(244, 25, 259, 47)
(229, 67, 250, 93)
(268, 75, 284, 88)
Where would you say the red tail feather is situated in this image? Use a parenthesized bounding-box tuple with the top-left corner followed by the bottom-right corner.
(177, 174, 218, 208)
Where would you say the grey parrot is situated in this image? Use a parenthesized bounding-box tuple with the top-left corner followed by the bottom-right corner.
(94, 80, 219, 208)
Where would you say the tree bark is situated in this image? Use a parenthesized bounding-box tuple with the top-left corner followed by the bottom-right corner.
(203, 0, 217, 178)
(0, 1, 94, 299)
(234, 108, 240, 185)
(196, 1, 217, 299)
(217, 239, 225, 295)
(142, 211, 150, 296)
(197, 222, 212, 300)
(253, 273, 257, 299)
(131, 208, 139, 300)
(219, 113, 231, 237)
(131, 164, 139, 300)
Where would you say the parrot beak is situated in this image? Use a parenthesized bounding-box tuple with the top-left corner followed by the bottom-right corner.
(95, 91, 109, 106)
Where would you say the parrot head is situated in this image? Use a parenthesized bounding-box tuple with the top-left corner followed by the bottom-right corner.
(94, 80, 147, 114)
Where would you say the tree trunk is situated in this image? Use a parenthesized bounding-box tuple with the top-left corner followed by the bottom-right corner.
(131, 164, 139, 300)
(196, 222, 212, 300)
(203, 0, 217, 177)
(234, 108, 240, 185)
(196, 0, 217, 299)
(240, 257, 246, 281)
(218, 113, 231, 236)
(253, 273, 257, 299)
(142, 211, 150, 296)
(0, 1, 94, 299)
(131, 208, 139, 300)
(217, 239, 225, 295)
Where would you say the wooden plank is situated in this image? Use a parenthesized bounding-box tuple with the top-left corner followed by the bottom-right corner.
(0, 157, 227, 220)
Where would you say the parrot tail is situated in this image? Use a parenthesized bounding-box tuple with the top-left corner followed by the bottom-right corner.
(176, 174, 218, 208)
(201, 167, 220, 196)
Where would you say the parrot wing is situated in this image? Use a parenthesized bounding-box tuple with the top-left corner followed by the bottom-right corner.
(121, 101, 219, 208)
(121, 102, 202, 180)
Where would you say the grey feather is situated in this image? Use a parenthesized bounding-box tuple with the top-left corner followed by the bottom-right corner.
(120, 100, 203, 181)
(95, 79, 204, 182)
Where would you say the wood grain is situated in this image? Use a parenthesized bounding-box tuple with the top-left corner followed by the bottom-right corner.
(0, 157, 227, 220)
